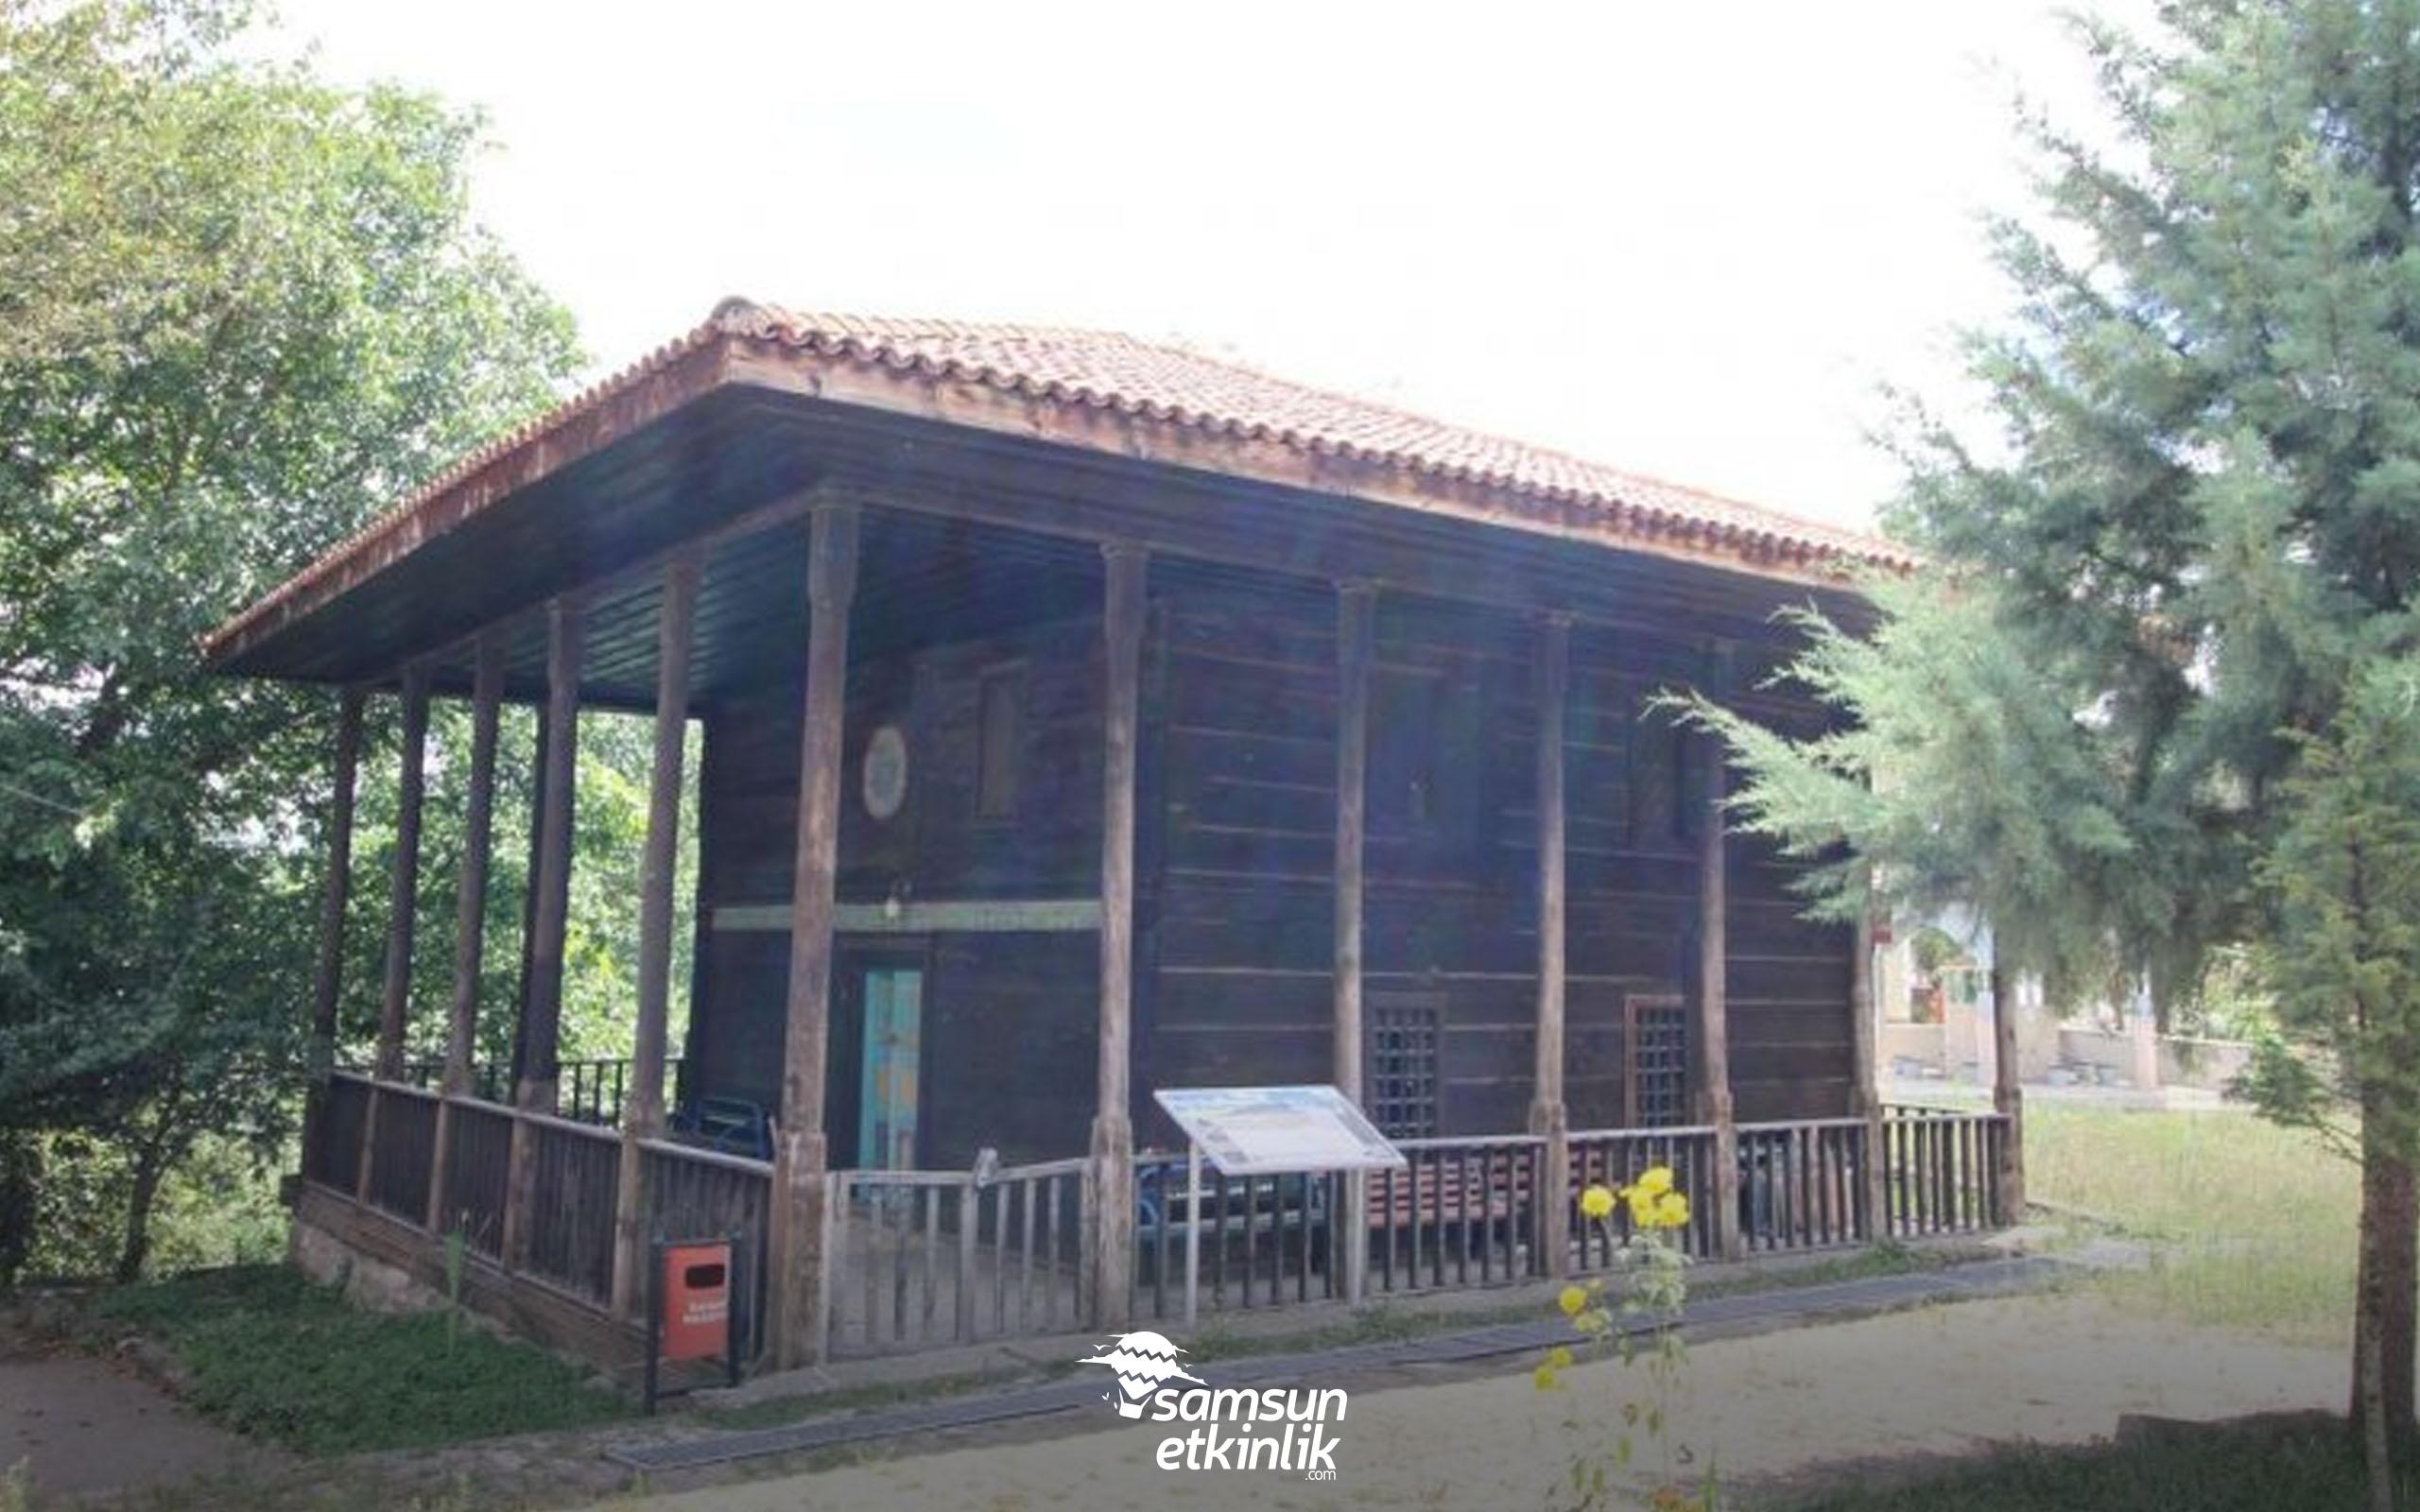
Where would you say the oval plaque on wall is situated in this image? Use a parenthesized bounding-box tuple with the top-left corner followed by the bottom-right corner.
(861, 723, 909, 820)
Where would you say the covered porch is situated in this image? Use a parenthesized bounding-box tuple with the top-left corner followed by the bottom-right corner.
(224, 302, 2018, 1370)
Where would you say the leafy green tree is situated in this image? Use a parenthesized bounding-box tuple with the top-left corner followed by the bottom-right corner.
(0, 0, 579, 1281)
(1683, 2, 2420, 1493)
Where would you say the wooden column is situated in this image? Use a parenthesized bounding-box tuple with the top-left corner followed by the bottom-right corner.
(769, 506, 857, 1368)
(1530, 614, 1573, 1279)
(427, 636, 505, 1234)
(373, 667, 433, 1078)
(1333, 582, 1374, 1302)
(360, 669, 431, 1204)
(1693, 668, 1742, 1260)
(302, 689, 365, 1166)
(1089, 541, 1146, 1329)
(1991, 955, 2026, 1224)
(1851, 906, 1888, 1241)
(505, 595, 583, 1271)
(613, 551, 700, 1318)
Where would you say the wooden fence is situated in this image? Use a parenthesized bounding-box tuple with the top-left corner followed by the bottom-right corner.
(825, 1157, 1088, 1357)
(303, 1071, 2017, 1368)
(1569, 1125, 1722, 1263)
(1737, 1118, 1872, 1252)
(303, 1071, 773, 1332)
(1882, 1104, 2008, 1236)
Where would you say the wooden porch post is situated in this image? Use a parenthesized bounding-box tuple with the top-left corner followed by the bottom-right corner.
(374, 666, 433, 1078)
(303, 688, 366, 1168)
(1851, 907, 1889, 1241)
(505, 595, 583, 1272)
(359, 668, 431, 1204)
(769, 506, 857, 1368)
(1693, 655, 1743, 1261)
(613, 551, 700, 1319)
(1990, 955, 2026, 1224)
(1089, 541, 1146, 1330)
(426, 635, 505, 1234)
(1530, 614, 1573, 1279)
(1333, 582, 1374, 1303)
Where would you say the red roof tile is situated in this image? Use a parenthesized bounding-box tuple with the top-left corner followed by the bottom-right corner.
(205, 299, 1909, 662)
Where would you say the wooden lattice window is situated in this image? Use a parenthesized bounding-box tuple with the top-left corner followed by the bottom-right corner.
(1625, 995, 1688, 1128)
(1366, 995, 1442, 1139)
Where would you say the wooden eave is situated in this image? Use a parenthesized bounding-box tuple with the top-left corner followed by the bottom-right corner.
(203, 323, 1893, 693)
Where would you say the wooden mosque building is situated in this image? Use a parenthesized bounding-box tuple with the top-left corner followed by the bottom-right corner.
(213, 301, 2013, 1370)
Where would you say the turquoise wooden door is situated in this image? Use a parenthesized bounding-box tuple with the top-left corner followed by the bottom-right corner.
(856, 968, 923, 1170)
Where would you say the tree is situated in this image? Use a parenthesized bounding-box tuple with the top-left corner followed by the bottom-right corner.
(0, 0, 579, 1280)
(1685, 2, 2420, 1495)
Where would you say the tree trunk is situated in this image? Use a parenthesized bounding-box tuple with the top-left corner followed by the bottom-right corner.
(114, 1147, 165, 1285)
(2353, 1085, 2415, 1509)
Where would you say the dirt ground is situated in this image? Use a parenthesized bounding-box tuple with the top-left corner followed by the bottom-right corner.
(608, 1293, 2343, 1512)
(0, 1346, 286, 1502)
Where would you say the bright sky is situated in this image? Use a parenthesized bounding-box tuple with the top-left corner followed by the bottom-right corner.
(266, 1, 2138, 534)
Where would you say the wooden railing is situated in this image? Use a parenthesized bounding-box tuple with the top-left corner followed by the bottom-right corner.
(1136, 1161, 1343, 1319)
(519, 1111, 622, 1302)
(303, 1075, 2018, 1367)
(438, 1098, 514, 1258)
(307, 1070, 772, 1328)
(825, 1155, 1088, 1357)
(1568, 1125, 1722, 1264)
(1369, 1135, 1547, 1296)
(640, 1138, 773, 1361)
(307, 1074, 373, 1190)
(1883, 1104, 2008, 1236)
(363, 1083, 441, 1226)
(1736, 1118, 1873, 1252)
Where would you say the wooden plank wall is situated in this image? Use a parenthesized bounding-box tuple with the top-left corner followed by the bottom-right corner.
(1146, 576, 1855, 1138)
(684, 567, 1857, 1165)
(689, 613, 1107, 1167)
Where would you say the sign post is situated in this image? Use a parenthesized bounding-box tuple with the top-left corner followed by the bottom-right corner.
(1152, 1086, 1406, 1331)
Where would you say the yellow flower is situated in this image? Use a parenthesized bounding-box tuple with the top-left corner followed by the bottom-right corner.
(1634, 1164, 1674, 1197)
(1627, 1185, 1660, 1226)
(1559, 1284, 1590, 1316)
(1532, 1362, 1561, 1391)
(1652, 1192, 1691, 1229)
(1580, 1184, 1616, 1220)
(1547, 1345, 1574, 1370)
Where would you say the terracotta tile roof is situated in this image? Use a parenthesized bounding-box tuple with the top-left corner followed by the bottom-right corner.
(715, 301, 1905, 570)
(204, 298, 1909, 662)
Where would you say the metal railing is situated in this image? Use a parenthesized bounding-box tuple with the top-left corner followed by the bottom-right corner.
(390, 1056, 690, 1128)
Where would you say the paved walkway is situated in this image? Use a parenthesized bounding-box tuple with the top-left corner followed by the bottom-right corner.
(608, 1286, 2340, 1512)
(608, 1255, 2065, 1474)
(0, 1346, 287, 1501)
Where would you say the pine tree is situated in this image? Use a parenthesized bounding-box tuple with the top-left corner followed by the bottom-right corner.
(1690, 3, 2420, 1495)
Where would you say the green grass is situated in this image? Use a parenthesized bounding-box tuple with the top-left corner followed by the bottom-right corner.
(1779, 1417, 2399, 1511)
(2026, 1105, 2355, 1345)
(84, 1265, 630, 1455)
